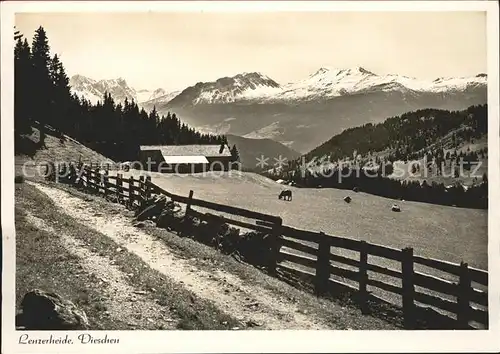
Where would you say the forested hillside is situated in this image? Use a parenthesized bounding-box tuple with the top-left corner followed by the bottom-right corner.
(266, 105, 488, 209)
(14, 26, 227, 162)
(306, 105, 487, 162)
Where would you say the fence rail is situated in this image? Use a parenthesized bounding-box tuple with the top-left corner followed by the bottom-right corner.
(55, 163, 489, 330)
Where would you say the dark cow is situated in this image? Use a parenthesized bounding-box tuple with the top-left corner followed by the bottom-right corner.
(278, 189, 292, 201)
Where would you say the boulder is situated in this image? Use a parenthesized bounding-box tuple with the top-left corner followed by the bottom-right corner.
(156, 201, 184, 229)
(238, 231, 276, 267)
(391, 204, 401, 212)
(218, 224, 241, 253)
(135, 195, 168, 221)
(16, 289, 90, 330)
(344, 196, 352, 203)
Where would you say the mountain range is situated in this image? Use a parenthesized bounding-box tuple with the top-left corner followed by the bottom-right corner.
(69, 67, 487, 154)
(69, 75, 179, 107)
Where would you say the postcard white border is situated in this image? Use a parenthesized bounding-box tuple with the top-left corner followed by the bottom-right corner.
(2, 1, 499, 353)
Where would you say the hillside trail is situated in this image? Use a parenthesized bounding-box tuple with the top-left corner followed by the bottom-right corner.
(23, 211, 177, 330)
(29, 181, 334, 330)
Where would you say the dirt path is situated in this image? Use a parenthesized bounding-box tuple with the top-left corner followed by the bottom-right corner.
(29, 182, 333, 330)
(24, 211, 177, 330)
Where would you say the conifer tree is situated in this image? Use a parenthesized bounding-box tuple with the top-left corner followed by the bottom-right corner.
(230, 144, 240, 162)
(49, 54, 71, 132)
(31, 26, 52, 125)
(14, 37, 33, 134)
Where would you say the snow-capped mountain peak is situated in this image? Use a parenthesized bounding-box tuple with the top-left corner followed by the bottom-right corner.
(69, 74, 172, 106)
(311, 66, 375, 78)
(266, 67, 486, 102)
(140, 89, 182, 106)
(167, 71, 282, 106)
(69, 75, 137, 104)
(151, 88, 166, 98)
(311, 67, 330, 77)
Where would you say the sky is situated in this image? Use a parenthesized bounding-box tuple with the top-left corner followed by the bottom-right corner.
(15, 11, 487, 92)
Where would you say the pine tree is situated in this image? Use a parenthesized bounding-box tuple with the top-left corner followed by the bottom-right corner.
(49, 54, 72, 133)
(14, 26, 23, 41)
(31, 26, 53, 125)
(230, 144, 240, 162)
(14, 37, 33, 134)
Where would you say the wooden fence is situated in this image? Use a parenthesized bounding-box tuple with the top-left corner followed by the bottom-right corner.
(273, 225, 488, 329)
(57, 163, 489, 330)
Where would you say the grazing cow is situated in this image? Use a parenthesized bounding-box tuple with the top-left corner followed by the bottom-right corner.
(344, 196, 351, 203)
(278, 189, 292, 201)
(391, 204, 401, 212)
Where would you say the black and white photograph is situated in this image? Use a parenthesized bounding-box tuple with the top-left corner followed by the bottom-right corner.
(1, 1, 499, 353)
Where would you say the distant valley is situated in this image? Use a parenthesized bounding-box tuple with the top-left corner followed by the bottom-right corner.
(225, 134, 300, 170)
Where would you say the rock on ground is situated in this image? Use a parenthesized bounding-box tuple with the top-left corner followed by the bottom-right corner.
(16, 289, 90, 330)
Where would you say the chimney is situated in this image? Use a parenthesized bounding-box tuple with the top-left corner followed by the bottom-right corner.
(219, 143, 224, 154)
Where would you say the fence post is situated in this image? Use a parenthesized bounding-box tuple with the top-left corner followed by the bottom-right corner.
(93, 168, 99, 193)
(457, 262, 471, 329)
(128, 176, 135, 208)
(186, 190, 194, 217)
(58, 163, 64, 183)
(76, 164, 81, 184)
(98, 170, 105, 194)
(104, 168, 109, 194)
(87, 167, 94, 192)
(117, 173, 123, 203)
(145, 176, 152, 200)
(401, 247, 416, 329)
(68, 163, 74, 184)
(180, 190, 195, 238)
(268, 217, 283, 276)
(358, 240, 369, 314)
(103, 172, 109, 197)
(315, 232, 331, 296)
(139, 176, 146, 206)
(82, 166, 87, 189)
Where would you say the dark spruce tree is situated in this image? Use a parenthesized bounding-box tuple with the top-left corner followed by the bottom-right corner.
(31, 27, 52, 125)
(14, 34, 33, 135)
(230, 144, 240, 162)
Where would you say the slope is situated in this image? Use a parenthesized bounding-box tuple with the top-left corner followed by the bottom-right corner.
(15, 123, 114, 178)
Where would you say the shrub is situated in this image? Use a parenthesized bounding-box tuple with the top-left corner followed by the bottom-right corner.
(15, 175, 25, 184)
